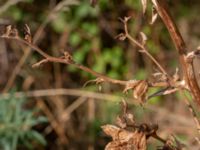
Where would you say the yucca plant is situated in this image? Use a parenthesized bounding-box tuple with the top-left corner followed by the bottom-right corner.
(0, 93, 47, 150)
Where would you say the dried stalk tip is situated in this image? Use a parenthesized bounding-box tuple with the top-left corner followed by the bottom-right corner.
(115, 33, 126, 41)
(32, 59, 48, 68)
(24, 24, 32, 43)
(124, 16, 131, 22)
(102, 101, 165, 150)
(2, 25, 19, 38)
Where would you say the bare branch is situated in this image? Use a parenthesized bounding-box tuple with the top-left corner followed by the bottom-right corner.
(122, 17, 169, 79)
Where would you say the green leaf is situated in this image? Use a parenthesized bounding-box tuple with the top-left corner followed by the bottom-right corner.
(69, 33, 81, 46)
(51, 13, 67, 33)
(28, 130, 47, 146)
(82, 23, 98, 36)
(8, 7, 23, 21)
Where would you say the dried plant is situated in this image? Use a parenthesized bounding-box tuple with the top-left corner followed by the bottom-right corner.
(102, 101, 183, 150)
(1, 0, 200, 149)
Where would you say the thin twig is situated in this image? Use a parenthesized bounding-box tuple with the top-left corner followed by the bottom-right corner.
(1, 35, 188, 94)
(60, 97, 87, 122)
(0, 88, 197, 126)
(36, 98, 69, 144)
(2, 0, 79, 93)
(123, 17, 168, 77)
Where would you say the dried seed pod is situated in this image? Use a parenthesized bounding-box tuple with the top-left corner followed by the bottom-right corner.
(133, 80, 148, 103)
(123, 80, 139, 93)
(102, 125, 147, 150)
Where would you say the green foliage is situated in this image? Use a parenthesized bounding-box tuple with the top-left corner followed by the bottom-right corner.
(135, 69, 147, 79)
(0, 93, 47, 150)
(8, 7, 23, 21)
(51, 12, 68, 33)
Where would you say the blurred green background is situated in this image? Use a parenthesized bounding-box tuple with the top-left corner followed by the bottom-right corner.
(0, 0, 200, 149)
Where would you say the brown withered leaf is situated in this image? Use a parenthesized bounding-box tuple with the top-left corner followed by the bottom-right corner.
(123, 80, 139, 93)
(24, 24, 32, 43)
(102, 125, 147, 150)
(150, 7, 158, 25)
(133, 80, 148, 103)
(140, 32, 147, 46)
(101, 125, 122, 140)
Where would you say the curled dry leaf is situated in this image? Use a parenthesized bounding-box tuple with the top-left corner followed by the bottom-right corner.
(102, 125, 147, 150)
(133, 80, 148, 103)
(123, 80, 139, 93)
(101, 125, 122, 140)
(140, 32, 147, 46)
(150, 6, 158, 25)
(141, 0, 147, 14)
(83, 77, 105, 87)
